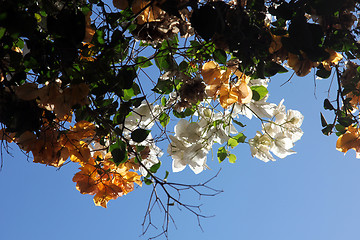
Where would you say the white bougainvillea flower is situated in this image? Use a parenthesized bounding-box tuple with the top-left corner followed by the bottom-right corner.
(175, 119, 202, 142)
(124, 101, 161, 131)
(272, 108, 304, 142)
(139, 141, 163, 177)
(168, 135, 207, 174)
(249, 99, 304, 162)
(249, 132, 275, 162)
(270, 133, 295, 158)
(197, 106, 238, 144)
(234, 97, 277, 119)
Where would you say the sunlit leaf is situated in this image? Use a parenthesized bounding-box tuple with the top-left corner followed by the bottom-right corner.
(228, 154, 236, 163)
(251, 86, 268, 101)
(217, 147, 228, 163)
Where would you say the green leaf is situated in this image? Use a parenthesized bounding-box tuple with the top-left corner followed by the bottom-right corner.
(164, 171, 169, 181)
(173, 107, 196, 118)
(149, 162, 161, 173)
(109, 140, 128, 165)
(234, 132, 246, 143)
(264, 61, 288, 77)
(135, 56, 153, 68)
(144, 178, 153, 185)
(338, 115, 353, 127)
(155, 52, 175, 71)
(322, 124, 334, 136)
(233, 119, 245, 127)
(136, 145, 146, 152)
(320, 112, 328, 127)
(217, 147, 228, 163)
(228, 132, 246, 148)
(213, 49, 227, 64)
(228, 154, 237, 163)
(251, 86, 268, 101)
(152, 79, 174, 94)
(122, 87, 138, 101)
(228, 138, 238, 148)
(323, 99, 334, 110)
(0, 27, 6, 39)
(161, 96, 167, 106)
(131, 128, 150, 142)
(111, 148, 127, 165)
(95, 29, 105, 45)
(179, 61, 188, 73)
(117, 67, 136, 90)
(159, 112, 170, 127)
(335, 124, 346, 134)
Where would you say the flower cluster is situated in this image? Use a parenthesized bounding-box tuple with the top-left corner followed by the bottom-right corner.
(168, 106, 238, 174)
(249, 100, 304, 162)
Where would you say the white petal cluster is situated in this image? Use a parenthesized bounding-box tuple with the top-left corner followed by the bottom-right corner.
(168, 119, 209, 174)
(168, 106, 238, 174)
(249, 100, 304, 162)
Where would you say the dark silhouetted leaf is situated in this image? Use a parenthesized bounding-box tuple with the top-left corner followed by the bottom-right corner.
(131, 128, 150, 142)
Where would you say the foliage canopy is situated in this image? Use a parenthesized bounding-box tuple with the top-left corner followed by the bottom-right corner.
(1, 0, 360, 237)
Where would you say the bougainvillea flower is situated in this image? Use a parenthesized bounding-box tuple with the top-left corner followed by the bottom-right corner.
(113, 0, 129, 10)
(201, 61, 222, 85)
(322, 49, 343, 71)
(201, 61, 252, 108)
(232, 72, 252, 104)
(28, 128, 69, 167)
(219, 84, 239, 108)
(287, 52, 319, 77)
(336, 125, 360, 158)
(73, 157, 142, 208)
(131, 0, 164, 24)
(83, 11, 95, 43)
(269, 34, 283, 54)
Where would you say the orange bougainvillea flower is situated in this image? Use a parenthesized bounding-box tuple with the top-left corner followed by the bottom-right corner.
(336, 125, 360, 158)
(63, 83, 90, 108)
(322, 49, 343, 71)
(73, 157, 142, 208)
(219, 84, 238, 108)
(201, 61, 224, 99)
(287, 52, 319, 77)
(83, 11, 95, 43)
(80, 43, 96, 62)
(269, 34, 283, 54)
(14, 83, 39, 101)
(201, 61, 252, 108)
(132, 0, 164, 24)
(201, 61, 223, 84)
(113, 0, 129, 10)
(16, 128, 69, 168)
(60, 121, 95, 164)
(113, 0, 165, 24)
(5, 120, 96, 168)
(232, 72, 253, 104)
(18, 80, 90, 119)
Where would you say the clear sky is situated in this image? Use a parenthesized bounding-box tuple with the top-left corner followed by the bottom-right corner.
(2, 67, 360, 240)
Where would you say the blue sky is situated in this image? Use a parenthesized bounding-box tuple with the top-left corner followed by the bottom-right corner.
(2, 68, 360, 240)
